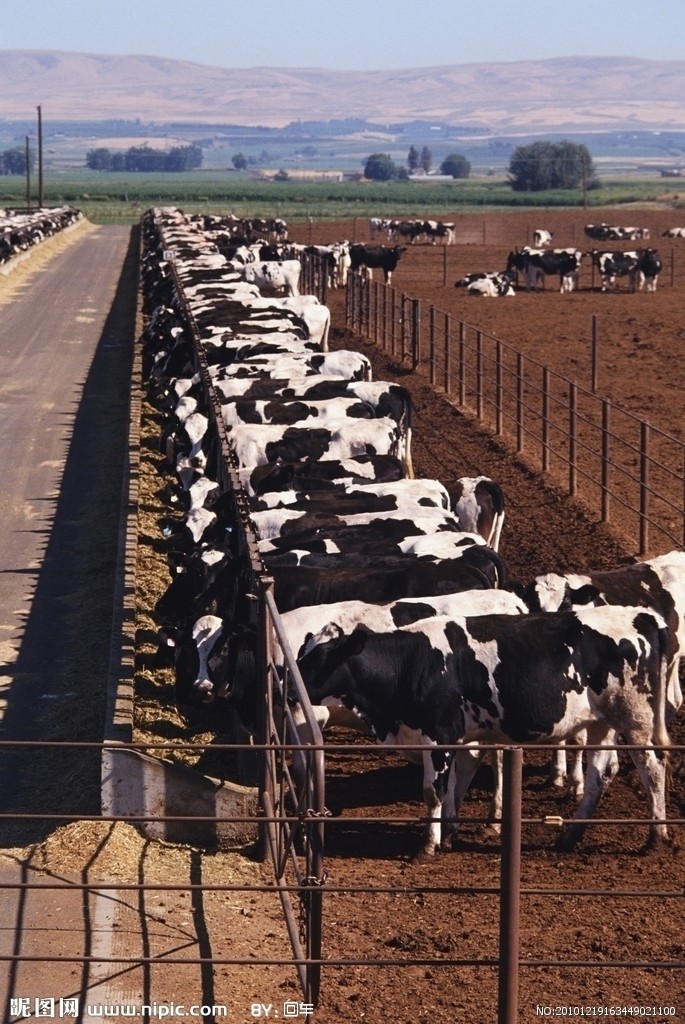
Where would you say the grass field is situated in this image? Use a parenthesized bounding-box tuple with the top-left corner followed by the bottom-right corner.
(2, 170, 684, 223)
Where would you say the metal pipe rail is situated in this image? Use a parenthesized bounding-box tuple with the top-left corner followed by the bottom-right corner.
(4, 737, 684, 1023)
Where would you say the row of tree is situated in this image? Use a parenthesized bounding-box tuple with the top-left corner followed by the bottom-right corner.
(4, 136, 596, 191)
(85, 145, 203, 172)
(364, 148, 472, 181)
(363, 140, 596, 190)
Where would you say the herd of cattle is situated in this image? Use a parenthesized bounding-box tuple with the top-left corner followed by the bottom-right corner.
(369, 217, 456, 245)
(140, 205, 684, 860)
(452, 220, 685, 296)
(0, 205, 83, 264)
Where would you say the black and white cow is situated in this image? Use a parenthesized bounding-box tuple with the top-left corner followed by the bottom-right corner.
(455, 271, 516, 297)
(368, 217, 391, 240)
(206, 350, 372, 383)
(521, 550, 685, 795)
(281, 590, 528, 671)
(388, 220, 427, 245)
(238, 454, 405, 497)
(241, 259, 301, 296)
(662, 227, 685, 238)
(589, 248, 662, 292)
(585, 224, 650, 241)
(249, 477, 450, 514)
(349, 244, 406, 284)
(522, 551, 685, 712)
(252, 505, 469, 545)
(205, 296, 331, 348)
(507, 248, 582, 292)
(444, 476, 505, 551)
(155, 543, 242, 633)
(271, 548, 504, 612)
(296, 606, 672, 857)
(533, 229, 554, 246)
(221, 395, 378, 429)
(423, 220, 455, 245)
(227, 418, 413, 477)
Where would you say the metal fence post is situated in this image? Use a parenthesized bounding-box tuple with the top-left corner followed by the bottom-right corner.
(498, 747, 522, 1024)
(459, 321, 466, 406)
(476, 331, 483, 420)
(516, 353, 524, 453)
(601, 400, 611, 522)
(429, 306, 436, 386)
(412, 298, 421, 369)
(639, 421, 650, 555)
(542, 366, 550, 473)
(496, 339, 503, 435)
(569, 381, 577, 496)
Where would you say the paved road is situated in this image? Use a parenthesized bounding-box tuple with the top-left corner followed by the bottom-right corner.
(0, 224, 142, 1019)
(0, 223, 137, 765)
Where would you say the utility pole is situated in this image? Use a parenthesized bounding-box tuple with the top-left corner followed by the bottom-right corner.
(25, 136, 31, 212)
(37, 105, 44, 208)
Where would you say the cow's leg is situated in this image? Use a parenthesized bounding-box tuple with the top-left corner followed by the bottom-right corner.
(485, 747, 503, 836)
(402, 427, 415, 480)
(550, 743, 568, 789)
(570, 747, 587, 800)
(556, 726, 616, 852)
(626, 745, 670, 849)
(417, 745, 446, 859)
(550, 737, 587, 800)
(441, 745, 486, 849)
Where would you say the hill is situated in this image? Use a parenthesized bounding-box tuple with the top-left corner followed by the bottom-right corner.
(2, 50, 685, 132)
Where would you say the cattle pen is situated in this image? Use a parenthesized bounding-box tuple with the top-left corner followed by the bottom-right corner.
(345, 274, 685, 556)
(1, 206, 684, 1024)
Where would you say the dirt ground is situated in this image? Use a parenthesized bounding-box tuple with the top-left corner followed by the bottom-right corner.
(131, 207, 685, 1021)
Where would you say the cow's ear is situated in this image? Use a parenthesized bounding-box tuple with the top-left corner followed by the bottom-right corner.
(569, 584, 600, 606)
(505, 579, 526, 598)
(348, 624, 372, 653)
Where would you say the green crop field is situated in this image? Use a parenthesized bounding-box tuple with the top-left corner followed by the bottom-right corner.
(2, 170, 684, 223)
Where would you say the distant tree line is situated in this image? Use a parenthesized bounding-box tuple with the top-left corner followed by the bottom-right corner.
(85, 144, 203, 172)
(507, 141, 598, 191)
(363, 147, 471, 181)
(0, 147, 34, 175)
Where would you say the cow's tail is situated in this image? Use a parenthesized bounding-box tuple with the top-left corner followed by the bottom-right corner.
(403, 426, 415, 479)
(460, 544, 507, 590)
(477, 479, 506, 552)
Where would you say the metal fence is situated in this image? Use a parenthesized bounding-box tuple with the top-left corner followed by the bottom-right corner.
(346, 272, 685, 555)
(2, 738, 683, 1023)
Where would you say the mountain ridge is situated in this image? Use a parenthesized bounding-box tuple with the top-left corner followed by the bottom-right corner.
(1, 50, 684, 133)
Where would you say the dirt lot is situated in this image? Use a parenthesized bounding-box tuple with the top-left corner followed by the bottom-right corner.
(130, 208, 685, 1021)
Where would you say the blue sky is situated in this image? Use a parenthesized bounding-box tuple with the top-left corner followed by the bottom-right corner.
(3, 0, 685, 68)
